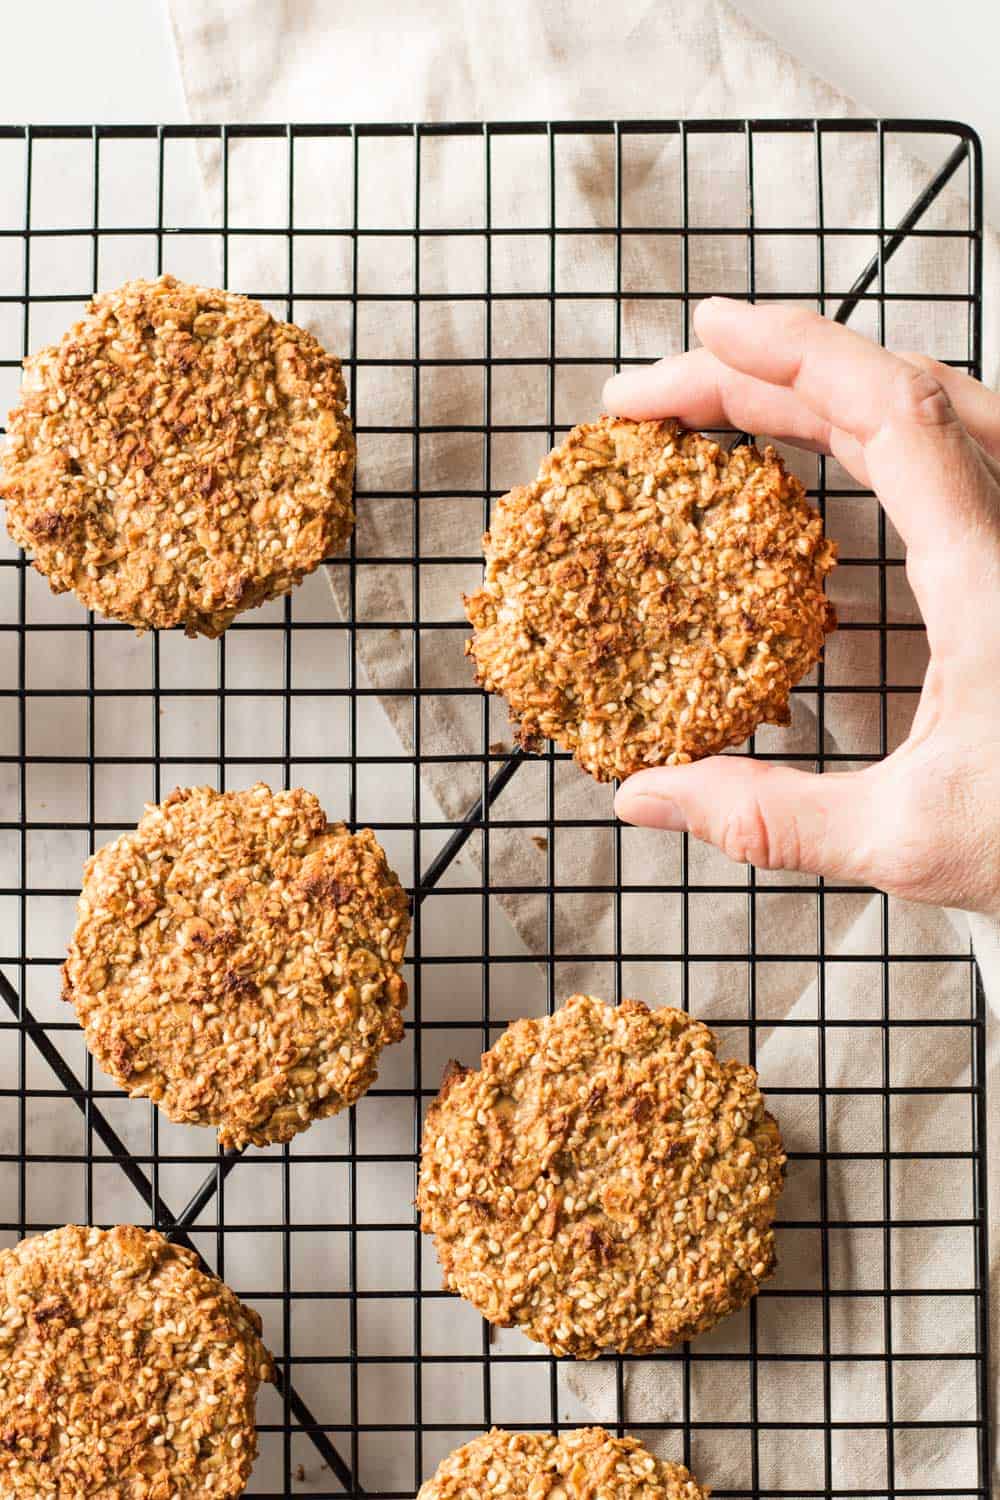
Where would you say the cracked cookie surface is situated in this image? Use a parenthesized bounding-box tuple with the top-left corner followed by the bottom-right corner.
(466, 416, 836, 782)
(0, 1223, 273, 1497)
(417, 1426, 709, 1500)
(418, 994, 785, 1358)
(63, 783, 410, 1148)
(0, 274, 355, 636)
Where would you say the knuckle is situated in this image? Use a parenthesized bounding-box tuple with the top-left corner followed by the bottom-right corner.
(720, 796, 796, 871)
(888, 363, 956, 430)
(898, 350, 944, 378)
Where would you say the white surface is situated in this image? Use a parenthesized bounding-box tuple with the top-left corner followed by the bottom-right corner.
(0, 0, 996, 232)
(0, 0, 184, 122)
(733, 0, 1000, 225)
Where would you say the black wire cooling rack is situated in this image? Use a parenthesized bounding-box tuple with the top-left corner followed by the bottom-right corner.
(0, 120, 990, 1499)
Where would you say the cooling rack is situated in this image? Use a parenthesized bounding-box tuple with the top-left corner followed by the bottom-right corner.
(0, 120, 989, 1498)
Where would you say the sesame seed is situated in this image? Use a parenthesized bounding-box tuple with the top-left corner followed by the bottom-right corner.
(465, 415, 835, 782)
(0, 1224, 273, 1492)
(63, 783, 410, 1150)
(0, 274, 355, 636)
(417, 993, 784, 1360)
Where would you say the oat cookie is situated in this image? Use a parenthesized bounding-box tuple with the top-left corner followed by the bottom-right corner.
(0, 274, 355, 636)
(418, 994, 784, 1358)
(465, 416, 836, 782)
(0, 1223, 273, 1497)
(63, 783, 410, 1149)
(418, 1427, 709, 1500)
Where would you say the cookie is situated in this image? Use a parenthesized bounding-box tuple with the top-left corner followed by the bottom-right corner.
(418, 1427, 708, 1500)
(418, 994, 784, 1358)
(0, 274, 354, 636)
(63, 783, 410, 1149)
(0, 1223, 273, 1497)
(465, 416, 836, 782)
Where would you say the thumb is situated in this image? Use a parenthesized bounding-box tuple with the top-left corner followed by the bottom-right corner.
(614, 758, 882, 883)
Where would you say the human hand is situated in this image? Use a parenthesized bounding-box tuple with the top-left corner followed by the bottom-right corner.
(605, 297, 1000, 914)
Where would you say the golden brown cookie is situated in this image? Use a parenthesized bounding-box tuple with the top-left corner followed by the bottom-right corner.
(0, 275, 355, 636)
(465, 416, 836, 782)
(418, 1427, 709, 1500)
(0, 1224, 273, 1497)
(418, 994, 784, 1358)
(63, 783, 410, 1149)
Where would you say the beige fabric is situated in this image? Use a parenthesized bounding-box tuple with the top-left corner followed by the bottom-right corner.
(167, 0, 999, 1490)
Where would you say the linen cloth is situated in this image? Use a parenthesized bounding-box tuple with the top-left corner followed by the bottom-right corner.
(166, 1, 1000, 1490)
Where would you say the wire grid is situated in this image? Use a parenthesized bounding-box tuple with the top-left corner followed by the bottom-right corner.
(0, 119, 990, 1498)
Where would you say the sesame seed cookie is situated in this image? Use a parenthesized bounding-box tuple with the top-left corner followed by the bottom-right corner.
(0, 274, 355, 636)
(0, 1223, 273, 1497)
(465, 416, 836, 782)
(62, 783, 410, 1149)
(418, 1427, 709, 1500)
(418, 994, 784, 1358)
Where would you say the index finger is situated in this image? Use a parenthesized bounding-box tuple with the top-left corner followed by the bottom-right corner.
(694, 298, 997, 557)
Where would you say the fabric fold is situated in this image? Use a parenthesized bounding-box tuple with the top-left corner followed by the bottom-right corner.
(165, 0, 1000, 1486)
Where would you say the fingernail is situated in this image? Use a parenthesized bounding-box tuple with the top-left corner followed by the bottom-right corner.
(615, 788, 689, 832)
